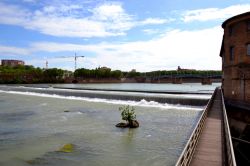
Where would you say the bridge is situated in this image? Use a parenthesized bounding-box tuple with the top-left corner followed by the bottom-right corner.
(175, 87, 237, 166)
(151, 74, 222, 80)
(149, 74, 221, 84)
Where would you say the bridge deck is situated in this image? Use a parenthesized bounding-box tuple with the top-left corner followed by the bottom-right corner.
(190, 89, 223, 166)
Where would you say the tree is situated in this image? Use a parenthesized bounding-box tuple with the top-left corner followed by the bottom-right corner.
(44, 68, 63, 78)
(111, 70, 123, 79)
(116, 105, 139, 128)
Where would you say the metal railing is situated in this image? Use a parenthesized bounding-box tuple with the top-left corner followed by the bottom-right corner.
(175, 87, 237, 166)
(221, 88, 237, 166)
(175, 88, 217, 166)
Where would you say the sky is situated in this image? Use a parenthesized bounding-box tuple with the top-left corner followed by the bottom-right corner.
(0, 0, 250, 71)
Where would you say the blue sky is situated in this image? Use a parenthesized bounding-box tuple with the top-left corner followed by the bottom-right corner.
(0, 0, 250, 71)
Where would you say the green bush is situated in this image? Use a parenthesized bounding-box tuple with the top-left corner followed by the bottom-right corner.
(119, 105, 136, 122)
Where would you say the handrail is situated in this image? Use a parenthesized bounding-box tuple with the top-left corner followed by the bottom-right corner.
(175, 88, 218, 166)
(220, 88, 237, 166)
(232, 137, 250, 145)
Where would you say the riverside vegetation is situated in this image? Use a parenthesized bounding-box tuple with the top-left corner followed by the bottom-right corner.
(116, 105, 139, 128)
(0, 64, 222, 84)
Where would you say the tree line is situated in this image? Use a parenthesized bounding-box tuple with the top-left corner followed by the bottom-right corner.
(74, 67, 123, 79)
(0, 65, 70, 83)
(0, 65, 222, 84)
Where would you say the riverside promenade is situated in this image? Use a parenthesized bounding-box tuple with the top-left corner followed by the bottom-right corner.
(175, 88, 236, 166)
(190, 89, 223, 165)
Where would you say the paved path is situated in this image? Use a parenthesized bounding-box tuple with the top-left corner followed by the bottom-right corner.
(190, 89, 223, 166)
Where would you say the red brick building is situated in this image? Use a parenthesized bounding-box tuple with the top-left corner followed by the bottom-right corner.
(1, 59, 25, 67)
(220, 12, 250, 110)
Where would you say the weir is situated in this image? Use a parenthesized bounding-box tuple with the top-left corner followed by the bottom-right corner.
(52, 86, 212, 95)
(0, 86, 209, 106)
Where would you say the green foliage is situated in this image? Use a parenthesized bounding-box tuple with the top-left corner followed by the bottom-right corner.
(44, 68, 64, 78)
(119, 105, 136, 122)
(74, 67, 122, 79)
(0, 65, 69, 83)
(0, 63, 222, 83)
(111, 70, 123, 78)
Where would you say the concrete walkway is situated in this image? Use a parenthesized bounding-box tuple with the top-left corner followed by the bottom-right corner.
(190, 89, 223, 166)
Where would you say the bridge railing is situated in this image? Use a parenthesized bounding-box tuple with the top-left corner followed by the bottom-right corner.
(220, 88, 237, 166)
(175, 88, 217, 166)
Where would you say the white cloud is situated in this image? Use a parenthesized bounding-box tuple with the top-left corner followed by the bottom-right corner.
(0, 2, 30, 25)
(183, 4, 250, 22)
(2, 2, 235, 71)
(0, 26, 223, 71)
(140, 18, 169, 25)
(92, 2, 128, 21)
(5, 26, 223, 71)
(0, 45, 30, 55)
(0, 2, 168, 38)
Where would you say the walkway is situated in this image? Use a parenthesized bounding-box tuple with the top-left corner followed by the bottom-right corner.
(190, 89, 223, 165)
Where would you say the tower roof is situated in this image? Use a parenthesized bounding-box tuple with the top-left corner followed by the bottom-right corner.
(222, 11, 250, 28)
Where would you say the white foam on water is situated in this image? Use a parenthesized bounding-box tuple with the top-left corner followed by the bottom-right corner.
(54, 88, 212, 99)
(0, 90, 204, 111)
(14, 86, 212, 99)
(76, 111, 83, 115)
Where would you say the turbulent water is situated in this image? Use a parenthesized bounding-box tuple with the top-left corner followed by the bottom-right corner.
(0, 83, 216, 166)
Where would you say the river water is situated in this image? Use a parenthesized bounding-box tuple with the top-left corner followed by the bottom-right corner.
(28, 82, 220, 93)
(0, 83, 219, 166)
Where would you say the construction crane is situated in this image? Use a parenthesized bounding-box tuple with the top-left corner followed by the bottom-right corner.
(73, 53, 84, 71)
(57, 53, 84, 71)
(45, 60, 48, 69)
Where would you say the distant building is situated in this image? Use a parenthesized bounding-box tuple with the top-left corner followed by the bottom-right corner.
(177, 66, 195, 71)
(1, 59, 25, 67)
(131, 69, 136, 72)
(220, 12, 250, 110)
(99, 66, 111, 70)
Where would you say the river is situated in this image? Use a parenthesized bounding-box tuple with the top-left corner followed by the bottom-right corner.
(25, 82, 220, 93)
(0, 83, 219, 166)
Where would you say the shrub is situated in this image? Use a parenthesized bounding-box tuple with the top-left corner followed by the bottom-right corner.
(119, 105, 136, 122)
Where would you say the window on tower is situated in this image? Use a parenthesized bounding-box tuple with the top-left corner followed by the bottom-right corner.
(229, 25, 234, 36)
(230, 46, 234, 61)
(247, 20, 250, 31)
(247, 44, 250, 56)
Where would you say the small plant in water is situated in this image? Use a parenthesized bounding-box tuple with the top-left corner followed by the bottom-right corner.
(119, 105, 136, 122)
(116, 105, 139, 128)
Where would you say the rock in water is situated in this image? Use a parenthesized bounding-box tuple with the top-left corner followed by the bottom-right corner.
(58, 143, 74, 153)
(115, 122, 129, 128)
(116, 121, 139, 128)
(130, 120, 139, 128)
